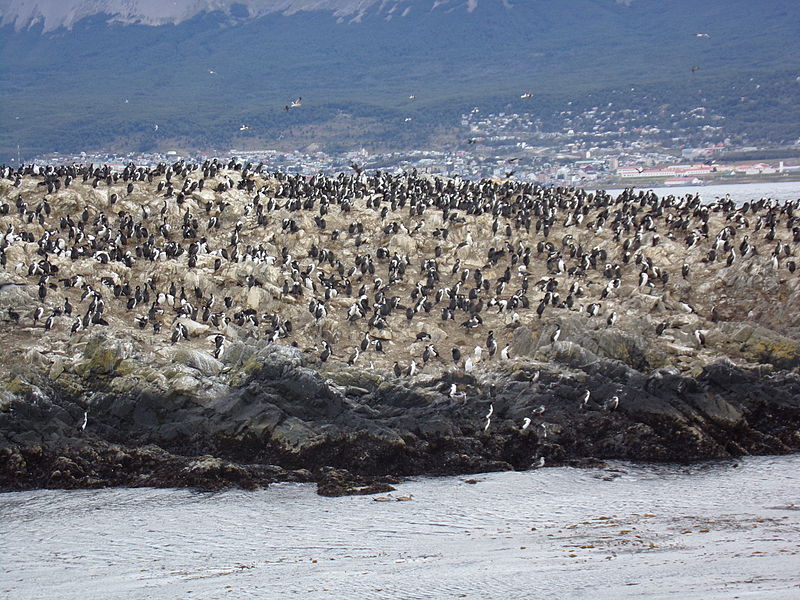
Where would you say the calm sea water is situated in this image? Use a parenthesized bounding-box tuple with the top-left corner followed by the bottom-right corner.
(602, 180, 800, 205)
(1, 455, 799, 599)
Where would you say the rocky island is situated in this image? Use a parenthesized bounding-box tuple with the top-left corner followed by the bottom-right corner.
(1, 160, 799, 495)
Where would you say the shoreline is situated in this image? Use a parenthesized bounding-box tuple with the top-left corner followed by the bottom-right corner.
(2, 347, 799, 495)
(592, 174, 800, 190)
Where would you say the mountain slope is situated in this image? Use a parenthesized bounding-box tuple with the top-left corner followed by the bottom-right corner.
(1, 0, 798, 161)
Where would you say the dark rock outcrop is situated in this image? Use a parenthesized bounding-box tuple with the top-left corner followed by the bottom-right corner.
(2, 341, 798, 493)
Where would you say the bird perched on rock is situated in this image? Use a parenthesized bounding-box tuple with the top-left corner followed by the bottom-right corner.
(320, 341, 332, 363)
(347, 348, 360, 365)
(694, 329, 706, 347)
(452, 348, 461, 364)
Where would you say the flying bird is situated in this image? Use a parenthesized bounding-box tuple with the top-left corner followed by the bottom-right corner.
(284, 97, 302, 110)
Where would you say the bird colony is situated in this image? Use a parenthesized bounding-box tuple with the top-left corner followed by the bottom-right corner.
(1, 159, 799, 380)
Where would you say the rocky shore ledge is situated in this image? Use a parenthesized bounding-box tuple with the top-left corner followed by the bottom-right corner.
(1, 161, 799, 494)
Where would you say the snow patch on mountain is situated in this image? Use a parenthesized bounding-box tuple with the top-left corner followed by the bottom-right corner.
(0, 0, 498, 32)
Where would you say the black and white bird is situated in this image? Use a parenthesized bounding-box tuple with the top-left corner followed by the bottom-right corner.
(694, 329, 706, 347)
(284, 97, 302, 110)
(452, 347, 461, 364)
(320, 341, 332, 362)
(449, 384, 466, 400)
(347, 347, 360, 365)
(213, 335, 225, 359)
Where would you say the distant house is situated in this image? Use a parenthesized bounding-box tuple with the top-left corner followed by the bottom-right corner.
(734, 162, 775, 175)
(617, 164, 713, 178)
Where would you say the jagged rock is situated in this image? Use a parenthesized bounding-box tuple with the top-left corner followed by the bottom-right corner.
(176, 317, 210, 338)
(173, 348, 224, 376)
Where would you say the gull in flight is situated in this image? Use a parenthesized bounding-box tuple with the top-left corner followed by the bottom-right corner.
(694, 33, 711, 38)
(484, 403, 494, 432)
(284, 97, 302, 111)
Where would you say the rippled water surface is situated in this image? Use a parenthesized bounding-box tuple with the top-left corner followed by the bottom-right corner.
(2, 456, 800, 599)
